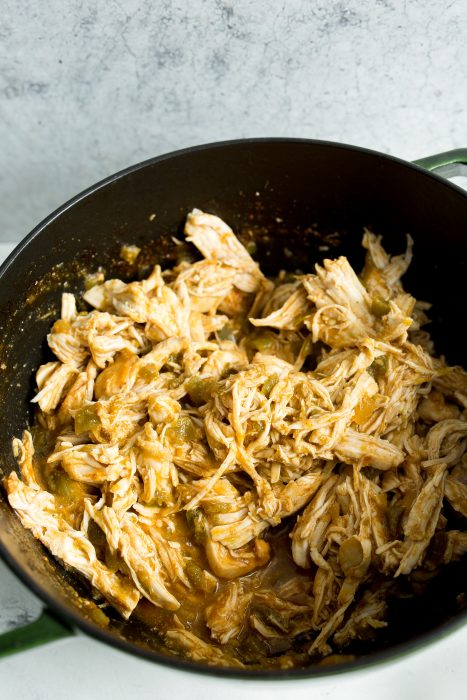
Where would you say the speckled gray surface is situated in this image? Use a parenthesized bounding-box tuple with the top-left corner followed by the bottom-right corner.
(1, 0, 467, 241)
(1, 2, 467, 696)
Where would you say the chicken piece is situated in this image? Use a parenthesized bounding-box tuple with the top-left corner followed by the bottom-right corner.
(333, 588, 388, 647)
(304, 255, 413, 349)
(92, 394, 147, 445)
(48, 443, 122, 485)
(247, 277, 276, 319)
(47, 330, 89, 367)
(303, 257, 374, 348)
(361, 231, 413, 299)
(186, 506, 270, 578)
(249, 590, 312, 639)
(182, 441, 239, 512)
(208, 503, 265, 550)
(441, 530, 467, 563)
(87, 504, 179, 610)
(61, 293, 77, 322)
(314, 345, 375, 395)
(421, 419, 467, 473)
(183, 476, 247, 518)
(4, 473, 140, 618)
(172, 442, 217, 478)
(305, 372, 379, 453)
(292, 475, 339, 569)
(32, 362, 78, 413)
(335, 430, 405, 470)
(145, 278, 190, 342)
(260, 281, 301, 318)
(395, 463, 447, 576)
(277, 469, 324, 516)
(206, 537, 270, 579)
(185, 209, 263, 293)
(88, 332, 137, 369)
(250, 285, 311, 331)
(218, 286, 254, 317)
(82, 279, 127, 311)
(165, 629, 243, 668)
(175, 259, 237, 313)
(94, 349, 139, 399)
(311, 566, 336, 630)
(209, 471, 323, 550)
(433, 365, 467, 408)
(338, 517, 372, 580)
(108, 458, 140, 513)
(134, 422, 179, 505)
(148, 530, 191, 588)
(148, 394, 181, 426)
(200, 343, 248, 379)
(418, 390, 460, 423)
(198, 312, 229, 337)
(112, 282, 150, 323)
(58, 360, 98, 423)
(445, 476, 467, 518)
(61, 310, 143, 369)
(12, 431, 38, 488)
(135, 337, 186, 386)
(309, 578, 360, 655)
(205, 582, 252, 644)
(359, 354, 431, 438)
(360, 478, 399, 573)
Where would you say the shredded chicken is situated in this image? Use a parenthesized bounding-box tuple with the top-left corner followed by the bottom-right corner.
(3, 209, 466, 670)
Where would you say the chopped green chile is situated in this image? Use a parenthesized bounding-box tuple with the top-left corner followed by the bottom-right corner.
(218, 324, 236, 342)
(168, 415, 202, 443)
(262, 374, 279, 397)
(245, 240, 257, 255)
(368, 354, 389, 380)
(87, 519, 108, 549)
(370, 296, 391, 318)
(48, 468, 86, 506)
(186, 376, 217, 405)
(139, 364, 159, 382)
(169, 375, 185, 389)
(220, 365, 238, 380)
(253, 605, 289, 633)
(299, 335, 314, 358)
(84, 270, 105, 290)
(186, 508, 207, 544)
(249, 332, 277, 353)
(185, 561, 216, 593)
(30, 424, 54, 458)
(74, 405, 100, 434)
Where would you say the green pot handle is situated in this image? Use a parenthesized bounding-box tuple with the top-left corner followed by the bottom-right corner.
(0, 609, 73, 659)
(414, 148, 467, 179)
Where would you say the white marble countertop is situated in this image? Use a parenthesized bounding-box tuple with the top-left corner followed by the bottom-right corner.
(1, 0, 467, 242)
(1, 0, 467, 696)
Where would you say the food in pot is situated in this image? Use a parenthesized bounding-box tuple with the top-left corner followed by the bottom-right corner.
(4, 209, 467, 669)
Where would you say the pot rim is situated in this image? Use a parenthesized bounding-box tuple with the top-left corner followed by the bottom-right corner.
(1, 136, 466, 679)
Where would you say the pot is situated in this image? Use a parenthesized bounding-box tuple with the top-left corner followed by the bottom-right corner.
(0, 139, 466, 678)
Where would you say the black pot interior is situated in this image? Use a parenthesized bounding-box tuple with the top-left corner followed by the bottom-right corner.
(0, 140, 466, 677)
